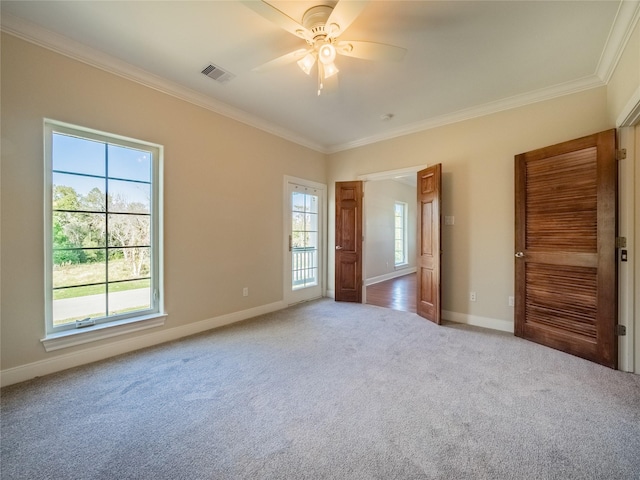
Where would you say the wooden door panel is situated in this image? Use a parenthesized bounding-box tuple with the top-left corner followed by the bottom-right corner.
(515, 129, 617, 368)
(421, 202, 434, 256)
(420, 268, 434, 303)
(335, 181, 363, 303)
(417, 164, 442, 323)
(340, 209, 357, 250)
(525, 148, 597, 252)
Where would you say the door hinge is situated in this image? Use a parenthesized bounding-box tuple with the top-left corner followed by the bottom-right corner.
(616, 149, 627, 160)
(616, 324, 627, 336)
(616, 237, 627, 248)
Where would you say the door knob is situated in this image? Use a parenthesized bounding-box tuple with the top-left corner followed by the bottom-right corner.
(335, 245, 343, 250)
(515, 251, 524, 258)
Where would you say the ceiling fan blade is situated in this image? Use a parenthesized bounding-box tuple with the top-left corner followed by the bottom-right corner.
(241, 1, 310, 40)
(326, 0, 368, 38)
(253, 48, 310, 73)
(336, 40, 407, 62)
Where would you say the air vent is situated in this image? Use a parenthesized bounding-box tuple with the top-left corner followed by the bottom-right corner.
(201, 63, 235, 84)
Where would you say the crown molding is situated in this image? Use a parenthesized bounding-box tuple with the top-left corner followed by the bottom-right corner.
(617, 85, 640, 126)
(596, 0, 640, 83)
(327, 75, 605, 154)
(326, 0, 640, 153)
(3, 3, 637, 157)
(0, 13, 329, 154)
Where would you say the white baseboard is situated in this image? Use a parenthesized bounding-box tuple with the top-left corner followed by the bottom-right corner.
(442, 310, 514, 333)
(365, 267, 417, 286)
(0, 300, 287, 387)
(326, 289, 335, 299)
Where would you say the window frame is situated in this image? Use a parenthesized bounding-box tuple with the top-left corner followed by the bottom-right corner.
(394, 201, 408, 267)
(43, 119, 165, 348)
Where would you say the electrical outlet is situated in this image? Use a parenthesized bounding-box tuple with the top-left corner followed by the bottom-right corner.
(243, 287, 249, 297)
(508, 296, 515, 307)
(469, 291, 476, 302)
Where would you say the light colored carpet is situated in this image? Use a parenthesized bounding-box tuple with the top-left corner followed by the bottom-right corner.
(2, 299, 639, 479)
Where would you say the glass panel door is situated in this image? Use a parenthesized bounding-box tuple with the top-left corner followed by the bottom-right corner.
(286, 180, 324, 304)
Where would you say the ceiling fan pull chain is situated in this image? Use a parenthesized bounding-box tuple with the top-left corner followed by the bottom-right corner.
(317, 63, 324, 96)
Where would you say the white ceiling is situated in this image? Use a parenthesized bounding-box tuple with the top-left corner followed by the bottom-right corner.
(1, 1, 638, 153)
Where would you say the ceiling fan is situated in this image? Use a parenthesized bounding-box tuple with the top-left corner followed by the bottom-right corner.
(242, 0, 407, 95)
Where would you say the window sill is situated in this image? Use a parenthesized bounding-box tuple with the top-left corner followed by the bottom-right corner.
(394, 263, 409, 269)
(41, 313, 167, 352)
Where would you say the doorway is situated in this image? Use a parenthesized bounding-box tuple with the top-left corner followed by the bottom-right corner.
(358, 166, 422, 312)
(284, 176, 326, 305)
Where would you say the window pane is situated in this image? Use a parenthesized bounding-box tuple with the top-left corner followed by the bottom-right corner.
(108, 278, 151, 316)
(292, 212, 305, 232)
(292, 192, 305, 212)
(305, 194, 318, 214)
(306, 231, 318, 250)
(108, 248, 150, 281)
(108, 179, 151, 213)
(108, 144, 151, 182)
(52, 133, 105, 176)
(292, 231, 305, 249)
(53, 173, 105, 212)
(108, 214, 151, 247)
(52, 284, 106, 326)
(53, 256, 106, 288)
(53, 212, 106, 250)
(306, 212, 318, 232)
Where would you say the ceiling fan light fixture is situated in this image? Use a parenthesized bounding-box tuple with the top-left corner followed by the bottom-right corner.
(318, 43, 337, 65)
(323, 62, 339, 79)
(297, 52, 317, 75)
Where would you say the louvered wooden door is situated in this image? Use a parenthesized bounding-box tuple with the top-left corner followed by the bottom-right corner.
(515, 129, 617, 368)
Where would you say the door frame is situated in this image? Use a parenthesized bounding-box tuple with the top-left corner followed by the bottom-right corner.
(617, 125, 637, 372)
(616, 92, 639, 373)
(357, 165, 425, 304)
(283, 176, 327, 305)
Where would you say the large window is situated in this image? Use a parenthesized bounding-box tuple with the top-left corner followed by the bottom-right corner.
(44, 120, 163, 336)
(394, 202, 408, 266)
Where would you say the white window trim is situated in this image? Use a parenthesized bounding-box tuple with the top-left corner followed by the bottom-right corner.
(43, 119, 165, 349)
(41, 313, 167, 352)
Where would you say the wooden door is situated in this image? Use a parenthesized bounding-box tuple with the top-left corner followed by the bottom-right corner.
(335, 181, 363, 302)
(417, 164, 442, 323)
(515, 129, 617, 368)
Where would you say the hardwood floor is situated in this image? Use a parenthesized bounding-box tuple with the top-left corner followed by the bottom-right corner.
(365, 273, 417, 313)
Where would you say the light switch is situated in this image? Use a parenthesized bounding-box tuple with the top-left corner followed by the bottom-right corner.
(445, 216, 455, 225)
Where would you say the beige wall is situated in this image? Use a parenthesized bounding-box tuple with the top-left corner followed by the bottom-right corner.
(327, 88, 612, 325)
(364, 179, 416, 280)
(0, 34, 326, 373)
(2, 15, 639, 381)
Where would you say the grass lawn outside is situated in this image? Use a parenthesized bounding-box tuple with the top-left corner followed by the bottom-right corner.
(53, 259, 150, 300)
